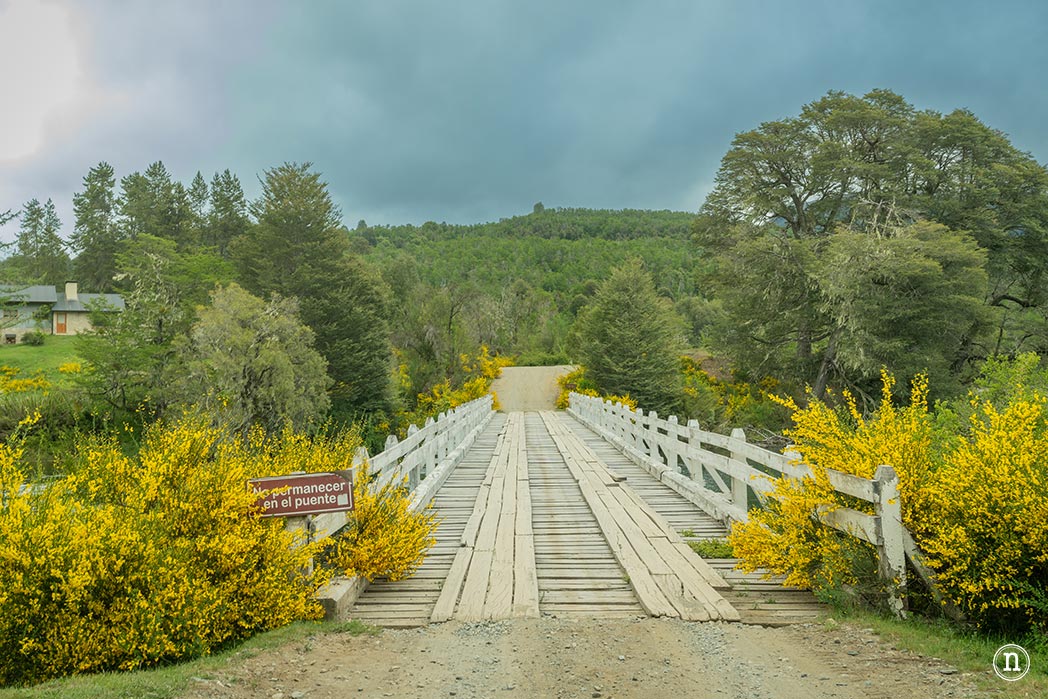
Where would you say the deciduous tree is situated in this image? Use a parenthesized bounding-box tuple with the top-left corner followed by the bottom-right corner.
(170, 283, 331, 434)
(696, 90, 1048, 397)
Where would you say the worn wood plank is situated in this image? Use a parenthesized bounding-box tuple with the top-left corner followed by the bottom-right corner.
(540, 411, 742, 623)
(512, 534, 540, 617)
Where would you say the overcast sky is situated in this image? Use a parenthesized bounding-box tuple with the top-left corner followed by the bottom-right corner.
(1, 0, 1046, 241)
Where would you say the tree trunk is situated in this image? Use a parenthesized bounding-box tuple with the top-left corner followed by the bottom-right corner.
(812, 330, 839, 400)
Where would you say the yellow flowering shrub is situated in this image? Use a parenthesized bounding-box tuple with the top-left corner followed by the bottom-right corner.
(555, 367, 637, 410)
(329, 471, 436, 582)
(921, 398, 1048, 633)
(730, 369, 1048, 634)
(57, 362, 82, 375)
(398, 346, 507, 430)
(0, 416, 362, 687)
(0, 366, 51, 394)
(679, 357, 789, 432)
(731, 372, 939, 596)
(459, 344, 511, 382)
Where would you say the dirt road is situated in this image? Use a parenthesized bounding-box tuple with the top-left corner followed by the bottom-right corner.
(182, 617, 986, 699)
(490, 365, 574, 412)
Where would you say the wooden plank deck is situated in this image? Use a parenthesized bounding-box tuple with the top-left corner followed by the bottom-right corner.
(349, 409, 824, 628)
(540, 412, 738, 622)
(435, 412, 540, 621)
(349, 414, 508, 627)
(558, 412, 827, 626)
(525, 413, 645, 618)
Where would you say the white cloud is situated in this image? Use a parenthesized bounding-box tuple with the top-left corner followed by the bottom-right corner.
(0, 0, 102, 163)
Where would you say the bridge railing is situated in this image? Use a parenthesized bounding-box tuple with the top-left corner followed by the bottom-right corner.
(568, 391, 920, 616)
(315, 393, 496, 541)
(318, 393, 496, 618)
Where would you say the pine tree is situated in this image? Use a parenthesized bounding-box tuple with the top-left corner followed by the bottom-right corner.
(574, 259, 684, 413)
(71, 162, 122, 291)
(15, 198, 70, 285)
(206, 169, 249, 256)
(187, 171, 210, 246)
(119, 161, 194, 247)
(236, 162, 394, 415)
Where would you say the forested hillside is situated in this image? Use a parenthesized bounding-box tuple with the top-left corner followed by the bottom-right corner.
(349, 207, 701, 372)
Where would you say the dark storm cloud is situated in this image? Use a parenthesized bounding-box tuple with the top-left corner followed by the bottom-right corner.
(2, 0, 1047, 237)
(220, 0, 1048, 225)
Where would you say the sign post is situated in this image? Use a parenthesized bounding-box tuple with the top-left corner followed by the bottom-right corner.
(250, 471, 355, 576)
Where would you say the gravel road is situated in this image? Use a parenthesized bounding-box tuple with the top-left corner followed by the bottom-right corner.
(182, 617, 989, 699)
(490, 365, 574, 412)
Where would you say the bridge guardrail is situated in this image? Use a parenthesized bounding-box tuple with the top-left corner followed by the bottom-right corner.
(568, 391, 935, 617)
(314, 393, 496, 542)
(317, 393, 496, 619)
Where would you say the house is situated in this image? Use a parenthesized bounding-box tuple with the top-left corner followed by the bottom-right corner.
(51, 282, 125, 336)
(1, 282, 124, 343)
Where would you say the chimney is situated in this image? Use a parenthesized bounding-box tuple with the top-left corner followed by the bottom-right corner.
(65, 281, 78, 303)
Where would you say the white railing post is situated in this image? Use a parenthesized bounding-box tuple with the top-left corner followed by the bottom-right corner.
(436, 412, 449, 463)
(407, 424, 422, 483)
(423, 417, 437, 473)
(647, 410, 660, 464)
(353, 445, 370, 492)
(628, 406, 640, 452)
(666, 415, 680, 474)
(874, 464, 907, 618)
(728, 427, 749, 514)
(685, 419, 702, 479)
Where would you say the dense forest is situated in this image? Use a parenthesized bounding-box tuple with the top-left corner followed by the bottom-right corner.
(0, 157, 710, 453)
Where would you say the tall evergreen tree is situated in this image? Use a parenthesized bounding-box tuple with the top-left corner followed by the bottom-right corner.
(236, 162, 394, 415)
(118, 161, 194, 247)
(71, 162, 122, 291)
(15, 198, 70, 284)
(187, 171, 210, 246)
(574, 259, 684, 413)
(206, 169, 249, 256)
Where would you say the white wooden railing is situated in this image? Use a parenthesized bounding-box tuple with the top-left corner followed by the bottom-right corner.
(313, 394, 494, 542)
(317, 393, 495, 618)
(567, 391, 919, 616)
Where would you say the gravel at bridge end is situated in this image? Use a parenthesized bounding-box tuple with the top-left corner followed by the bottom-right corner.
(180, 617, 988, 699)
(490, 365, 574, 412)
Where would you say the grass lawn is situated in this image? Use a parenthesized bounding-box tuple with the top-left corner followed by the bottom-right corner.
(0, 620, 377, 699)
(0, 336, 81, 388)
(833, 610, 1047, 698)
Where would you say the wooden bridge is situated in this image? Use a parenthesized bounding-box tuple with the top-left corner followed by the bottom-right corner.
(318, 392, 835, 628)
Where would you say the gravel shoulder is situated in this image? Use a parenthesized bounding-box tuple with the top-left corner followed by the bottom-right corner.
(181, 617, 987, 699)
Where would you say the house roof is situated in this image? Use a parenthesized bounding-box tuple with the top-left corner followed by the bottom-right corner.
(53, 292, 126, 312)
(0, 285, 58, 304)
